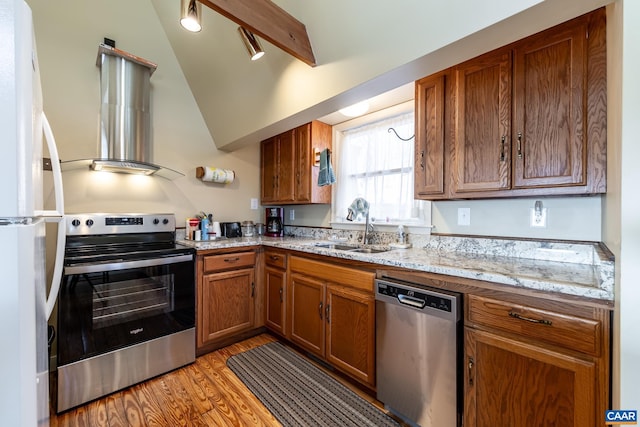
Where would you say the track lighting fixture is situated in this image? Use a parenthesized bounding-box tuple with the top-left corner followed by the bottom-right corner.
(238, 27, 265, 60)
(180, 0, 202, 32)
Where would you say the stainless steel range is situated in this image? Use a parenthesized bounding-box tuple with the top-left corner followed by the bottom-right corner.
(56, 213, 195, 412)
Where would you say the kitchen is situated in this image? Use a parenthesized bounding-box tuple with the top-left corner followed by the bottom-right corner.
(2, 0, 639, 425)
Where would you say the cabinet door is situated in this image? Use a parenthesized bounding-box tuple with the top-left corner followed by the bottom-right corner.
(199, 268, 255, 346)
(294, 123, 312, 203)
(289, 273, 325, 357)
(415, 71, 446, 198)
(325, 284, 375, 387)
(265, 266, 286, 336)
(453, 48, 512, 193)
(512, 20, 587, 189)
(260, 137, 278, 203)
(465, 328, 596, 427)
(277, 130, 296, 203)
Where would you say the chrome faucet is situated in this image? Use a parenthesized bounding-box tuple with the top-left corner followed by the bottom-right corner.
(346, 197, 373, 244)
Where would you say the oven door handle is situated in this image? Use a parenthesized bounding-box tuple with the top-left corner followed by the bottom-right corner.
(64, 254, 194, 275)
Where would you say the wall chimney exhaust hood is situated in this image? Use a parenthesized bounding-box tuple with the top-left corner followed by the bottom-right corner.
(61, 42, 183, 180)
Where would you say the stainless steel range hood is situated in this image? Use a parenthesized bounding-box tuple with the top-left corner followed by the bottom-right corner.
(62, 43, 183, 180)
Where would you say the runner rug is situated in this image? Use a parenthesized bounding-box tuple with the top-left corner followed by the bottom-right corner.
(226, 342, 400, 427)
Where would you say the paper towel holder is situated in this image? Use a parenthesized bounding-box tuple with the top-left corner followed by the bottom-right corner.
(196, 166, 235, 184)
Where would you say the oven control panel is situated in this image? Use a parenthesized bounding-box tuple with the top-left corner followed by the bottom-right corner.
(66, 213, 175, 235)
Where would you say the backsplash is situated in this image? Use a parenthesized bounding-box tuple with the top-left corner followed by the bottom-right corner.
(284, 226, 432, 248)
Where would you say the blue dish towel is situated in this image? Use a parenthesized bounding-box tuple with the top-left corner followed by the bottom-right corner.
(317, 148, 336, 187)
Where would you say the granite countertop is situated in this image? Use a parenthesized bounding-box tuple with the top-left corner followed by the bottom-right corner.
(179, 235, 614, 302)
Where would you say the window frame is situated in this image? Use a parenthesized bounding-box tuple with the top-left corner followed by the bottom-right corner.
(330, 101, 431, 232)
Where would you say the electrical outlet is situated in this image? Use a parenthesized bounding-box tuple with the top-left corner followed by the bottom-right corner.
(457, 208, 471, 226)
(250, 198, 258, 210)
(290, 209, 295, 221)
(530, 207, 547, 228)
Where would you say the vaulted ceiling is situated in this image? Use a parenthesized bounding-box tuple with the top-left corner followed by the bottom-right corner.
(151, 0, 610, 151)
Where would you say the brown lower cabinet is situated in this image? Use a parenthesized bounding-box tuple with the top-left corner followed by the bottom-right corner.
(264, 249, 288, 336)
(196, 250, 259, 354)
(285, 255, 376, 388)
(464, 293, 610, 427)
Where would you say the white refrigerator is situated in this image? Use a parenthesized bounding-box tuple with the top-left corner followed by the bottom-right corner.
(0, 0, 66, 425)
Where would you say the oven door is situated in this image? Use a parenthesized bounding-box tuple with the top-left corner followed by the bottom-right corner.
(57, 252, 195, 366)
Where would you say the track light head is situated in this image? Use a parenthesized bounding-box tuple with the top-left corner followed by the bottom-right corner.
(180, 0, 202, 32)
(238, 27, 265, 60)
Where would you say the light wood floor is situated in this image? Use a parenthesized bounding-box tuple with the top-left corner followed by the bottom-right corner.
(50, 333, 394, 427)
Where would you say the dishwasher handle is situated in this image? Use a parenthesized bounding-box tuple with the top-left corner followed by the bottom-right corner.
(398, 294, 426, 309)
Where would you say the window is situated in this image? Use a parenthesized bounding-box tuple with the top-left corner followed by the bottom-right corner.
(333, 107, 429, 227)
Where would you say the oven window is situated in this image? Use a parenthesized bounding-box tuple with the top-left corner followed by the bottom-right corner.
(91, 267, 175, 329)
(57, 258, 195, 366)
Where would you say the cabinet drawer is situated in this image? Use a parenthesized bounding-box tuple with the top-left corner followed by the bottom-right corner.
(467, 295, 601, 356)
(290, 256, 374, 292)
(203, 251, 256, 273)
(265, 251, 287, 269)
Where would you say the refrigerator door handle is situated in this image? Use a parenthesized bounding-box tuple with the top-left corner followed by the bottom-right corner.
(35, 112, 64, 218)
(45, 216, 65, 320)
(37, 112, 66, 320)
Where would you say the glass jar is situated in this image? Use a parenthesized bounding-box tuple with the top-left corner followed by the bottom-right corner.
(241, 220, 255, 237)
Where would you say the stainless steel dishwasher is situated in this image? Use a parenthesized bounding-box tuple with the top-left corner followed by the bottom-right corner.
(375, 277, 462, 427)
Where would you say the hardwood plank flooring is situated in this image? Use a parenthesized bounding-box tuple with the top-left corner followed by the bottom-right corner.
(50, 334, 398, 427)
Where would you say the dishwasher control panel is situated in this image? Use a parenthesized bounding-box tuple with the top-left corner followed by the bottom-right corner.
(377, 282, 453, 312)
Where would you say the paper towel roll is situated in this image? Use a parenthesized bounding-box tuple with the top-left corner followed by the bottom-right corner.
(196, 166, 235, 184)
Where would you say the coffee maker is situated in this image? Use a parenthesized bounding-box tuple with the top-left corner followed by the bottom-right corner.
(265, 207, 284, 237)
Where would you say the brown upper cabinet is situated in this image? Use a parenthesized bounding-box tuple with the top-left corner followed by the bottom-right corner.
(260, 120, 332, 205)
(415, 8, 607, 200)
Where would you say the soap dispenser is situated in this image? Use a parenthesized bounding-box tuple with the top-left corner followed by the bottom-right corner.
(389, 224, 412, 249)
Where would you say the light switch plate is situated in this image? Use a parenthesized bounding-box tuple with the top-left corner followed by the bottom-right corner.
(457, 208, 471, 226)
(250, 198, 258, 210)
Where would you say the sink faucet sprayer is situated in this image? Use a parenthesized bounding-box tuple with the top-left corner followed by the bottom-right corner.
(346, 197, 374, 244)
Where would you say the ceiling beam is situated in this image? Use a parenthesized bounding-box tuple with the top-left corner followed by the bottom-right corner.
(198, 0, 316, 67)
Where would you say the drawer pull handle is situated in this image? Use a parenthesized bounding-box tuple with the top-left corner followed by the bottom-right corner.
(318, 302, 323, 320)
(468, 357, 474, 386)
(508, 311, 552, 326)
(517, 132, 523, 159)
(224, 257, 240, 263)
(326, 304, 330, 324)
(270, 255, 280, 261)
(279, 288, 283, 303)
(251, 282, 255, 298)
(500, 135, 506, 162)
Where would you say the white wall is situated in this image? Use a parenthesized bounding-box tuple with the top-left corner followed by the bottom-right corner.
(433, 197, 602, 241)
(28, 0, 263, 223)
(603, 0, 640, 411)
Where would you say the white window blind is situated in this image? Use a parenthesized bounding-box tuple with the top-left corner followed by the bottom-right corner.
(334, 111, 428, 225)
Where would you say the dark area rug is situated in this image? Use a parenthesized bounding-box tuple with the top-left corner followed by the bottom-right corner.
(227, 341, 400, 427)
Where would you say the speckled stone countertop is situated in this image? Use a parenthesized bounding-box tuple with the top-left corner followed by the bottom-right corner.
(179, 233, 614, 302)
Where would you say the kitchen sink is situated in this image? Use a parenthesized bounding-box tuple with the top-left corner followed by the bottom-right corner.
(350, 247, 389, 254)
(312, 242, 358, 250)
(312, 242, 390, 253)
